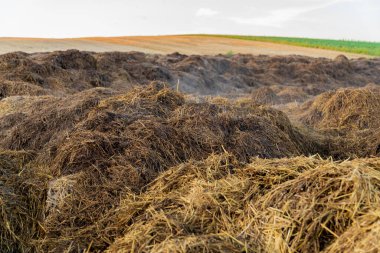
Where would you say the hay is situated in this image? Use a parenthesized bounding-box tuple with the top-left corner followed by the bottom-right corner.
(43, 82, 319, 178)
(0, 49, 379, 253)
(38, 165, 141, 252)
(251, 87, 279, 105)
(285, 87, 380, 158)
(2, 82, 337, 252)
(298, 87, 380, 131)
(0, 87, 114, 151)
(276, 86, 309, 103)
(327, 129, 380, 158)
(105, 154, 312, 253)
(255, 158, 380, 252)
(0, 80, 48, 99)
(324, 209, 380, 253)
(48, 50, 97, 70)
(0, 95, 59, 142)
(0, 82, 378, 252)
(104, 153, 380, 253)
(0, 150, 48, 253)
(0, 95, 56, 116)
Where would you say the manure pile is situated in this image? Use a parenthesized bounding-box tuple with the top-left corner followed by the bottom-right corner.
(0, 50, 380, 253)
(287, 86, 380, 158)
(1, 50, 380, 99)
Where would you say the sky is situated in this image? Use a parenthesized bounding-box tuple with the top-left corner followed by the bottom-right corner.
(0, 0, 379, 41)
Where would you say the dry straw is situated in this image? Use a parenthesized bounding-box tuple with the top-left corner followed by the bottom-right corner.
(106, 154, 380, 253)
(0, 83, 379, 252)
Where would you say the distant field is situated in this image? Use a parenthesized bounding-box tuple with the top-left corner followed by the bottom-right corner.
(0, 36, 372, 58)
(202, 35, 380, 56)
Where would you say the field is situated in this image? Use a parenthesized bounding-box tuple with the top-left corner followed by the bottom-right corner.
(0, 35, 371, 58)
(204, 34, 380, 56)
(0, 49, 380, 253)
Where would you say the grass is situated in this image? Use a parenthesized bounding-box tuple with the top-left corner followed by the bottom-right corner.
(226, 50, 235, 57)
(199, 35, 380, 57)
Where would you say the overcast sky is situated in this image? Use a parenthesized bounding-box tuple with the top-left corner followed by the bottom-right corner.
(1, 0, 379, 41)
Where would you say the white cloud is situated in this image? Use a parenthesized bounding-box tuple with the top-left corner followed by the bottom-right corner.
(196, 8, 219, 17)
(230, 8, 305, 28)
(229, 0, 359, 27)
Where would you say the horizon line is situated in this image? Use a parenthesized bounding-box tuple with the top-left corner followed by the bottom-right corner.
(0, 34, 379, 43)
